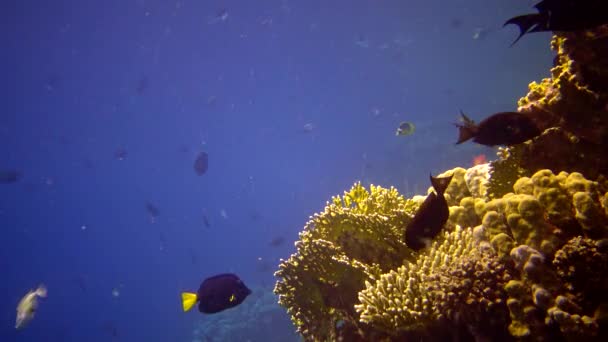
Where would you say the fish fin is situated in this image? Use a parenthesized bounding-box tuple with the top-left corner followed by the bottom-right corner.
(503, 14, 541, 46)
(181, 292, 198, 312)
(430, 174, 453, 195)
(35, 284, 47, 298)
(455, 110, 477, 144)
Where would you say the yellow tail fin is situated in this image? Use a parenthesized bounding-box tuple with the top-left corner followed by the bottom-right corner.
(181, 292, 197, 312)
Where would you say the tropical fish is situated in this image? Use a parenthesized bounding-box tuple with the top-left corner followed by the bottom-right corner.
(15, 284, 47, 329)
(181, 273, 251, 314)
(504, 0, 608, 45)
(404, 174, 453, 250)
(395, 122, 415, 136)
(455, 111, 541, 146)
(194, 152, 208, 176)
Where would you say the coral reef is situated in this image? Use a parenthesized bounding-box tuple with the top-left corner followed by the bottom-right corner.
(274, 26, 608, 341)
(276, 168, 608, 341)
(274, 183, 418, 340)
(491, 27, 608, 187)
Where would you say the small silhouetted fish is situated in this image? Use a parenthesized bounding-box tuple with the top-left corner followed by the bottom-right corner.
(269, 236, 285, 247)
(395, 122, 415, 136)
(145, 202, 160, 222)
(504, 0, 608, 45)
(0, 170, 22, 184)
(404, 174, 453, 250)
(455, 111, 541, 146)
(194, 152, 208, 175)
(75, 275, 87, 292)
(181, 273, 251, 314)
(208, 9, 228, 24)
(136, 76, 149, 94)
(114, 147, 127, 160)
(202, 213, 210, 228)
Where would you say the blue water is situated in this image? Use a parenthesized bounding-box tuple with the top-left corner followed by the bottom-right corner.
(2, 0, 552, 341)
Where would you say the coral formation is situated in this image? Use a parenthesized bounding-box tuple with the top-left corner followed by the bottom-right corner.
(276, 168, 608, 340)
(274, 182, 417, 340)
(494, 27, 608, 183)
(275, 25, 608, 342)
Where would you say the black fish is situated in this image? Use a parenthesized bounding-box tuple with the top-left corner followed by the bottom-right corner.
(114, 147, 127, 160)
(455, 111, 541, 146)
(504, 0, 608, 45)
(404, 174, 453, 250)
(269, 236, 285, 247)
(145, 202, 160, 223)
(202, 214, 210, 228)
(181, 273, 251, 314)
(0, 170, 22, 183)
(136, 76, 149, 95)
(194, 152, 208, 176)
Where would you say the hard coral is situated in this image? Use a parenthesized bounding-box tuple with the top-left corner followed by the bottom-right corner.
(510, 26, 608, 179)
(274, 182, 417, 340)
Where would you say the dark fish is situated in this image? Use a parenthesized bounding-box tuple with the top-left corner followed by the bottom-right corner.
(181, 273, 251, 314)
(0, 170, 22, 184)
(269, 236, 285, 247)
(404, 174, 453, 250)
(75, 275, 87, 292)
(145, 202, 160, 223)
(202, 214, 210, 228)
(136, 76, 149, 94)
(455, 111, 541, 146)
(504, 0, 608, 45)
(114, 147, 127, 160)
(194, 152, 208, 175)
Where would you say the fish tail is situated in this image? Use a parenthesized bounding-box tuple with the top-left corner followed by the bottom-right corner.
(430, 174, 453, 195)
(181, 292, 198, 312)
(504, 14, 541, 46)
(35, 284, 47, 298)
(455, 111, 477, 144)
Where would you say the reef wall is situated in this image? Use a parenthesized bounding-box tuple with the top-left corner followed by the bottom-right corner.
(274, 26, 608, 341)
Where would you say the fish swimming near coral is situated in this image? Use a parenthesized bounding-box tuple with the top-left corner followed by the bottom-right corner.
(404, 174, 452, 250)
(181, 273, 251, 314)
(504, 0, 608, 45)
(455, 111, 541, 146)
(16, 284, 47, 329)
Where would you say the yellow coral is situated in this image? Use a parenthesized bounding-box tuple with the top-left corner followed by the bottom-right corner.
(355, 226, 477, 333)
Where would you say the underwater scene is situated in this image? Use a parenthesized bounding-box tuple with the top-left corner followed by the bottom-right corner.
(3, 0, 608, 341)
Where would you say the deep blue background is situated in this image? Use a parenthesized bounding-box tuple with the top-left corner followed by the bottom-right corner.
(2, 0, 552, 340)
